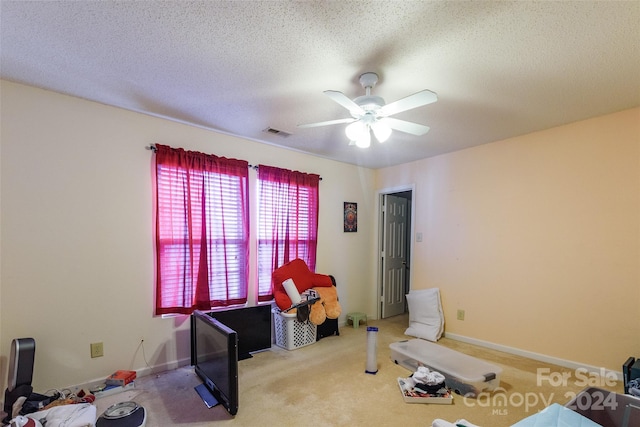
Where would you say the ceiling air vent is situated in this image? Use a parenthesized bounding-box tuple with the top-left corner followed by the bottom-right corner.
(263, 127, 291, 137)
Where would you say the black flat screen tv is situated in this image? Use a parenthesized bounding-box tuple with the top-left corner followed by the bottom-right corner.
(207, 304, 272, 360)
(191, 310, 238, 416)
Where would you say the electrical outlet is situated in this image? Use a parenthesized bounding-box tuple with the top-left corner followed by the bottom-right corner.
(457, 309, 465, 321)
(90, 342, 104, 358)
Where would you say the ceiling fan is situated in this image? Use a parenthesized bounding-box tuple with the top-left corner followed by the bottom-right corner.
(298, 72, 437, 148)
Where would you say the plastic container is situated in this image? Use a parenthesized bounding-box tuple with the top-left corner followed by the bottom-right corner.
(272, 308, 317, 350)
(565, 386, 640, 427)
(390, 339, 502, 396)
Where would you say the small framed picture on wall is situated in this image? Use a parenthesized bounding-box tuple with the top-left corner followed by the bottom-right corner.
(344, 202, 357, 232)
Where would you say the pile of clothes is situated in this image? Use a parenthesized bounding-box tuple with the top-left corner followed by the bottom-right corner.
(403, 367, 481, 427)
(628, 378, 640, 397)
(5, 389, 97, 427)
(404, 366, 448, 396)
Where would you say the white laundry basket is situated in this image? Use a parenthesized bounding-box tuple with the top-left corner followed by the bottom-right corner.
(272, 308, 317, 350)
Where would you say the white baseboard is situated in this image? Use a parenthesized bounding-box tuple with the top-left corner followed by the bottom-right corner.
(444, 332, 623, 382)
(134, 357, 191, 378)
(64, 357, 192, 396)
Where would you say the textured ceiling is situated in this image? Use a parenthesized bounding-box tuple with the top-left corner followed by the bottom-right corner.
(1, 1, 639, 169)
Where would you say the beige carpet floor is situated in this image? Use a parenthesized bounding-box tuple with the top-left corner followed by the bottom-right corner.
(92, 314, 623, 427)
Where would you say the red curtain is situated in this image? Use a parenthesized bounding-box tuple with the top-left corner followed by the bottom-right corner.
(257, 165, 320, 301)
(154, 144, 249, 315)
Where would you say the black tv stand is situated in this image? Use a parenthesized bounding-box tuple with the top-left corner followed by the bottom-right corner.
(194, 384, 219, 409)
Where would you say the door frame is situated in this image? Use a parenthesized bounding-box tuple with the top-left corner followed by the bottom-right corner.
(376, 184, 416, 320)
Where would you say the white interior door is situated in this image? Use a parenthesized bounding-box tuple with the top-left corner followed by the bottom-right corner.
(381, 194, 409, 318)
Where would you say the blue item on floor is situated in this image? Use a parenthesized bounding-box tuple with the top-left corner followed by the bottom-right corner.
(510, 403, 602, 427)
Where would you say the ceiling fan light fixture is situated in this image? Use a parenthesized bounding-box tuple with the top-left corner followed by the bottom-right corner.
(345, 121, 371, 148)
(299, 71, 437, 148)
(345, 120, 366, 141)
(354, 129, 371, 148)
(371, 120, 392, 143)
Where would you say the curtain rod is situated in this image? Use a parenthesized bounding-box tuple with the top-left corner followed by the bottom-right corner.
(146, 145, 321, 180)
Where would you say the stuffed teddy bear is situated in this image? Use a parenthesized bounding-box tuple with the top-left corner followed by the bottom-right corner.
(309, 285, 341, 325)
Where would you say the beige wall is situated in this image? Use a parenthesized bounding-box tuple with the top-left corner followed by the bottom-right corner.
(0, 80, 376, 391)
(375, 108, 640, 371)
(1, 78, 637, 393)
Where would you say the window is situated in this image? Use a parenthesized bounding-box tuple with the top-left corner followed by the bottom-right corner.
(257, 165, 320, 301)
(154, 145, 249, 315)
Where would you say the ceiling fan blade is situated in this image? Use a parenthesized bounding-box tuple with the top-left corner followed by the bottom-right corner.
(383, 117, 430, 135)
(297, 117, 356, 129)
(379, 89, 437, 117)
(324, 90, 365, 115)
